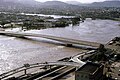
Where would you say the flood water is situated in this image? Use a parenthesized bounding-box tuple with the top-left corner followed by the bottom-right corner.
(26, 19, 120, 43)
(0, 19, 120, 74)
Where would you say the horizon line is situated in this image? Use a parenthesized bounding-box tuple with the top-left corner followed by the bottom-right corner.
(35, 0, 108, 4)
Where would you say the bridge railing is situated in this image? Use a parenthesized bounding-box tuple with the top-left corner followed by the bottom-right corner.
(0, 61, 82, 79)
(0, 62, 53, 79)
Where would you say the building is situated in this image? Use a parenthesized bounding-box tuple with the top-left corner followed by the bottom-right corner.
(75, 62, 104, 80)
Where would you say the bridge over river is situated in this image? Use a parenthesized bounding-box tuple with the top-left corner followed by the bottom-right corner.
(0, 31, 101, 48)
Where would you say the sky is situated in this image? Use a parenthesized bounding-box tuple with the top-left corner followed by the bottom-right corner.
(35, 0, 107, 3)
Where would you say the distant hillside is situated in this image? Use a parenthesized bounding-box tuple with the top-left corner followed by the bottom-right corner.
(65, 1, 82, 5)
(43, 1, 68, 6)
(0, 0, 120, 13)
(65, 0, 120, 7)
(16, 0, 41, 5)
(0, 0, 39, 6)
(0, 0, 40, 12)
(38, 1, 81, 11)
(0, 0, 81, 13)
(89, 1, 120, 7)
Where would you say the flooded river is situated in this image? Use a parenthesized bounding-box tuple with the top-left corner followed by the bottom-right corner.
(30, 19, 120, 44)
(0, 19, 120, 73)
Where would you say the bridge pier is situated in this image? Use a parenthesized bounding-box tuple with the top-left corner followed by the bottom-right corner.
(65, 44, 73, 47)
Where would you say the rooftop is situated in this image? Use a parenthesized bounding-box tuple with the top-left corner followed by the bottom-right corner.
(77, 62, 102, 74)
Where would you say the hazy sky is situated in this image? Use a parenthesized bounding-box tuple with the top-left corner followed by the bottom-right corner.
(35, 0, 107, 3)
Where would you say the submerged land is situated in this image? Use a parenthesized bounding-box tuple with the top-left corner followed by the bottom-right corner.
(0, 0, 120, 80)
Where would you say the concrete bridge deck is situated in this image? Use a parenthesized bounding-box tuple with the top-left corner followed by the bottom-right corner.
(0, 31, 101, 47)
(0, 61, 84, 79)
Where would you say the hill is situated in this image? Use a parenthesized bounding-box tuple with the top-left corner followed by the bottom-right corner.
(89, 1, 120, 7)
(65, 1, 82, 5)
(65, 0, 120, 7)
(0, 0, 120, 13)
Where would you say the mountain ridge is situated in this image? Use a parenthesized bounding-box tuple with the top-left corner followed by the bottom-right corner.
(0, 0, 120, 7)
(65, 0, 120, 7)
(0, 0, 120, 12)
(89, 1, 120, 7)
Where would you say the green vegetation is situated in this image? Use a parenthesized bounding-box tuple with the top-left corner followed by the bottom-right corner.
(113, 18, 120, 21)
(71, 17, 80, 25)
(54, 21, 68, 27)
(81, 10, 120, 20)
(0, 20, 10, 28)
(0, 12, 82, 30)
(0, 7, 120, 30)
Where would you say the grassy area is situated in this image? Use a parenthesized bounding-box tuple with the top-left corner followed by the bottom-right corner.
(113, 18, 120, 21)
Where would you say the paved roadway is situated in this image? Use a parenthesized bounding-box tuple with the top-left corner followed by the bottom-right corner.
(0, 31, 101, 47)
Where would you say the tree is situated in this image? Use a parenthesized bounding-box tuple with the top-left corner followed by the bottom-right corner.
(0, 21, 10, 28)
(23, 21, 32, 30)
